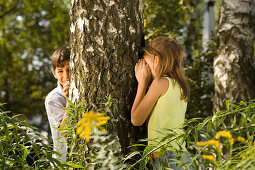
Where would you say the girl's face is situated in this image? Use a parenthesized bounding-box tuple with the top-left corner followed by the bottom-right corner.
(143, 54, 158, 78)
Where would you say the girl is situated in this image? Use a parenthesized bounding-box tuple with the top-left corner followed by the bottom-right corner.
(131, 37, 192, 169)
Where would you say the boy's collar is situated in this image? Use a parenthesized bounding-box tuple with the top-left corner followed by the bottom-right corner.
(57, 81, 63, 89)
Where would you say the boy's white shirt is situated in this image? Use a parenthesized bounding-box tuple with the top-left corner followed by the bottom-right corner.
(45, 81, 67, 162)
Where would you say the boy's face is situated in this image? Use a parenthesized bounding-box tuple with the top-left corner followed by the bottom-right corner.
(52, 60, 69, 87)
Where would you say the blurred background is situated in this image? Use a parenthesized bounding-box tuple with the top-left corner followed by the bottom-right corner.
(0, 0, 223, 133)
(0, 0, 70, 135)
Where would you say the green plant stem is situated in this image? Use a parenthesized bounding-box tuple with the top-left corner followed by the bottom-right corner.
(216, 108, 246, 118)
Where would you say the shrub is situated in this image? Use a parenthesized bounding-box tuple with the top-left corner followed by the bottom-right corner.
(0, 103, 79, 169)
(126, 100, 255, 169)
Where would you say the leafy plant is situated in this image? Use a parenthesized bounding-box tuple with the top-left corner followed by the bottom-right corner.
(193, 100, 255, 169)
(62, 97, 128, 169)
(126, 100, 255, 169)
(0, 103, 75, 169)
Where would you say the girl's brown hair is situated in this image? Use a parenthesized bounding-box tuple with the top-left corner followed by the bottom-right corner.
(144, 37, 190, 100)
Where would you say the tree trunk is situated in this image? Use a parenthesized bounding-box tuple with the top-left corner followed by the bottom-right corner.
(213, 0, 255, 112)
(69, 0, 146, 155)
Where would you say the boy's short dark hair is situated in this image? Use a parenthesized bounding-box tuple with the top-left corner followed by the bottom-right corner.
(51, 47, 70, 70)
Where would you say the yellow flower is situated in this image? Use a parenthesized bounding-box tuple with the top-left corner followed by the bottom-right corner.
(215, 131, 232, 139)
(237, 136, 246, 143)
(230, 138, 235, 145)
(215, 131, 235, 145)
(237, 136, 251, 145)
(76, 111, 110, 142)
(197, 140, 221, 152)
(202, 155, 216, 161)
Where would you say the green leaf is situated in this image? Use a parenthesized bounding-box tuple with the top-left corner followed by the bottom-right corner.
(76, 101, 83, 108)
(240, 101, 247, 106)
(123, 151, 141, 162)
(66, 98, 75, 107)
(231, 104, 240, 109)
(226, 100, 230, 111)
(182, 126, 192, 141)
(66, 163, 85, 168)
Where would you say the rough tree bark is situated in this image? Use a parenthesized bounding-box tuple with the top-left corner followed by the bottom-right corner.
(213, 0, 255, 112)
(69, 0, 146, 155)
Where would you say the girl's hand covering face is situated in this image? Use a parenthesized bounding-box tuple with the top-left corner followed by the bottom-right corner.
(135, 59, 151, 86)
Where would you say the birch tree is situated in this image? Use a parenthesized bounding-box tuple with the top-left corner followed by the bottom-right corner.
(69, 0, 145, 155)
(213, 0, 255, 112)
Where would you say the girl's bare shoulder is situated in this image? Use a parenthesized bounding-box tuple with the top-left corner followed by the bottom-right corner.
(151, 77, 169, 95)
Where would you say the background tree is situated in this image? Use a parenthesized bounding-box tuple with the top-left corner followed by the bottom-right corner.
(213, 0, 255, 112)
(69, 0, 146, 155)
(0, 0, 70, 129)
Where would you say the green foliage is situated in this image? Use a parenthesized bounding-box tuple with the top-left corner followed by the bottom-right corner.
(126, 100, 255, 169)
(62, 98, 127, 169)
(0, 0, 69, 123)
(185, 100, 255, 169)
(186, 40, 215, 118)
(144, 0, 191, 40)
(60, 98, 87, 168)
(3, 97, 255, 169)
(0, 103, 72, 169)
(192, 100, 255, 169)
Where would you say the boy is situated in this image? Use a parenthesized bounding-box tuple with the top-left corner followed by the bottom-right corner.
(45, 47, 70, 162)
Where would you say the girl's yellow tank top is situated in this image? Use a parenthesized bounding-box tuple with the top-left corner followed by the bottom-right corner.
(147, 77, 187, 149)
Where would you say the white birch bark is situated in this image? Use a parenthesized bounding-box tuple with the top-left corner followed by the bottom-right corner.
(213, 0, 255, 112)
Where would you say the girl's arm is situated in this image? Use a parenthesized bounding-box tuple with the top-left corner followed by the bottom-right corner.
(131, 60, 167, 126)
(131, 78, 165, 126)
